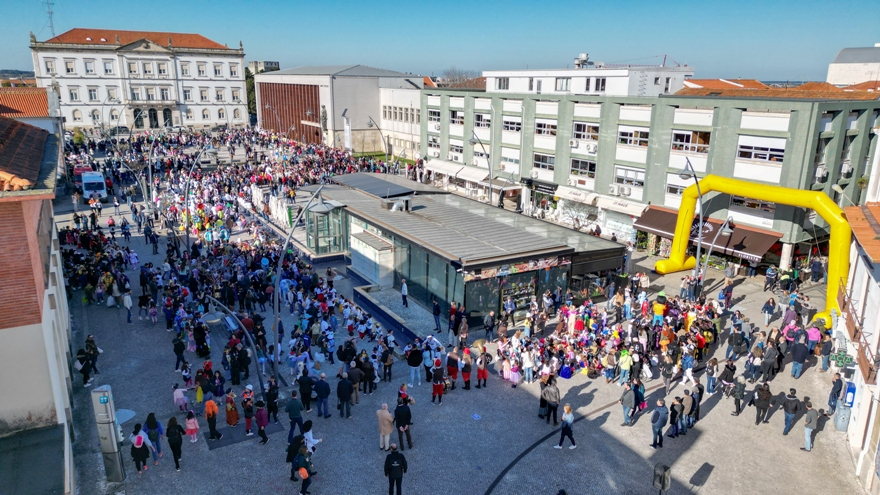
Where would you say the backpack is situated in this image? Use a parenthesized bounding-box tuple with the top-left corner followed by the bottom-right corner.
(559, 365, 573, 379)
(134, 434, 144, 448)
(147, 428, 159, 443)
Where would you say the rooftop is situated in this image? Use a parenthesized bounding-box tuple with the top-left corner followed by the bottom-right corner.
(331, 172, 450, 198)
(41, 28, 232, 50)
(844, 80, 880, 92)
(832, 46, 880, 64)
(846, 203, 880, 263)
(683, 79, 768, 89)
(674, 86, 880, 101)
(268, 64, 416, 78)
(0, 88, 49, 119)
(0, 117, 51, 191)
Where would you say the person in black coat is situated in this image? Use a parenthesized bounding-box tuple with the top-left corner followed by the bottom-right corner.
(297, 370, 315, 413)
(393, 397, 413, 450)
(384, 444, 408, 495)
(336, 374, 354, 418)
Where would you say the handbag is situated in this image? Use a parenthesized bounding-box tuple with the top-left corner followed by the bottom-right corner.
(639, 400, 647, 410)
(74, 359, 84, 371)
(97, 347, 104, 354)
(298, 467, 309, 480)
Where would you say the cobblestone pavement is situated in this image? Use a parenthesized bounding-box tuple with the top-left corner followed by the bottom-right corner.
(58, 189, 864, 495)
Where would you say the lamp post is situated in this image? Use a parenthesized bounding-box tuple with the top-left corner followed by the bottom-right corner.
(272, 185, 326, 367)
(204, 295, 267, 404)
(288, 125, 296, 141)
(700, 216, 735, 287)
(468, 132, 494, 206)
(264, 103, 281, 133)
(183, 145, 219, 250)
(831, 184, 858, 207)
(679, 157, 704, 280)
(367, 116, 388, 165)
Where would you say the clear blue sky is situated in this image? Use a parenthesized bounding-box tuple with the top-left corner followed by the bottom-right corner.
(3, 0, 878, 80)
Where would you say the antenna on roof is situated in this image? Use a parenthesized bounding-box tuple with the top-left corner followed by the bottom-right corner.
(44, 0, 56, 37)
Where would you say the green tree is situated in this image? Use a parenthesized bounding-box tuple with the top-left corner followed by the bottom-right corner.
(0, 80, 10, 87)
(72, 127, 86, 146)
(245, 67, 256, 115)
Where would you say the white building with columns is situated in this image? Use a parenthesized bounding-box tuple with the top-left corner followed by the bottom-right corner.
(30, 28, 247, 132)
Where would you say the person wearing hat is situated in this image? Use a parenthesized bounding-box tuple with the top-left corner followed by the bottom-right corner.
(255, 400, 270, 444)
(431, 359, 446, 405)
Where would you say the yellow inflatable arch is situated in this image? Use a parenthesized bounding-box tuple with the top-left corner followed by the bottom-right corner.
(654, 174, 851, 324)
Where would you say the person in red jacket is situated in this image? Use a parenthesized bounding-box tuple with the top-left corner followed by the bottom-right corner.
(255, 400, 270, 444)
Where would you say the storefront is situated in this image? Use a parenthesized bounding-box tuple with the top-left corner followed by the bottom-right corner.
(595, 195, 647, 243)
(520, 178, 559, 219)
(554, 186, 599, 230)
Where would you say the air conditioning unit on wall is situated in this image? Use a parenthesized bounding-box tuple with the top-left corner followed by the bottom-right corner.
(531, 169, 539, 179)
(586, 143, 598, 154)
(567, 178, 574, 186)
(433, 124, 440, 131)
(619, 186, 632, 197)
(608, 185, 620, 196)
(569, 139, 578, 148)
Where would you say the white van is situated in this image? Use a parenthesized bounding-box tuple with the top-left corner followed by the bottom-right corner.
(81, 171, 108, 203)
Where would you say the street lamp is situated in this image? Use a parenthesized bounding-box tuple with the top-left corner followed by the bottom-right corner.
(183, 146, 219, 250)
(367, 116, 388, 165)
(264, 103, 281, 133)
(204, 295, 267, 404)
(699, 216, 735, 287)
(831, 184, 858, 207)
(288, 125, 296, 141)
(468, 132, 494, 207)
(679, 157, 704, 280)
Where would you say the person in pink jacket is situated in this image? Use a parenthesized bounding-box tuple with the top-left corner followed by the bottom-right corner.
(806, 326, 822, 354)
(255, 400, 270, 445)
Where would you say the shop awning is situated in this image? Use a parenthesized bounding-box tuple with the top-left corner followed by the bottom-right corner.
(595, 195, 647, 217)
(555, 186, 598, 205)
(425, 159, 463, 177)
(478, 178, 521, 191)
(634, 206, 783, 262)
(454, 165, 490, 183)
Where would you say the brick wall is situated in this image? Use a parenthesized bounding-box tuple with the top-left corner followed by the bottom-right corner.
(0, 202, 41, 329)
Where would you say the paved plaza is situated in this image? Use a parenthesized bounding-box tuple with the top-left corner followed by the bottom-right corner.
(58, 191, 865, 495)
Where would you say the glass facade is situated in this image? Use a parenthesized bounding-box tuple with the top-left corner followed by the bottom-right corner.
(305, 207, 346, 254)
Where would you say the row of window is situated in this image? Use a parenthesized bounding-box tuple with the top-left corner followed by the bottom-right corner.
(382, 106, 420, 124)
(70, 107, 243, 124)
(45, 59, 239, 78)
(494, 76, 607, 92)
(67, 86, 241, 103)
(180, 88, 241, 103)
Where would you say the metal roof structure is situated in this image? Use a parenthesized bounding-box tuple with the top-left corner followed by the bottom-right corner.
(330, 173, 450, 197)
(271, 65, 416, 78)
(833, 47, 880, 64)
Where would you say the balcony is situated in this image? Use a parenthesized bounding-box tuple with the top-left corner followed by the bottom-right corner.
(838, 284, 877, 385)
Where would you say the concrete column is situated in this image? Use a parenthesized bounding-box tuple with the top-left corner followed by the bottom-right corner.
(779, 242, 794, 270)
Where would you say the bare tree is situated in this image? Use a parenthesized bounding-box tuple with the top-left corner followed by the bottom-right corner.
(441, 66, 481, 85)
(558, 201, 598, 231)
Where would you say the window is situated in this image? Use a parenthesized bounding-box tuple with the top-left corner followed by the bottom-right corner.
(618, 128, 650, 146)
(671, 131, 711, 153)
(181, 63, 190, 76)
(183, 89, 192, 101)
(555, 77, 571, 91)
(84, 61, 95, 74)
(737, 144, 785, 162)
(88, 88, 98, 101)
(535, 121, 557, 136)
(130, 89, 140, 100)
(450, 110, 464, 125)
(202, 109, 210, 120)
(614, 166, 646, 188)
(45, 60, 55, 74)
(533, 153, 555, 171)
(232, 89, 240, 101)
(128, 62, 137, 74)
(198, 64, 206, 77)
(404, 109, 410, 123)
(502, 118, 522, 132)
(474, 113, 491, 128)
(573, 123, 599, 141)
(214, 64, 222, 77)
(185, 109, 193, 120)
(383, 106, 389, 120)
(64, 60, 75, 74)
(218, 109, 225, 120)
(142, 63, 152, 75)
(528, 77, 534, 91)
(90, 109, 100, 122)
(731, 195, 776, 213)
(160, 88, 170, 100)
(416, 109, 420, 124)
(393, 107, 398, 121)
(72, 110, 82, 122)
(69, 88, 79, 101)
(234, 109, 241, 119)
(103, 61, 113, 74)
(110, 110, 119, 121)
(474, 150, 490, 159)
(570, 158, 596, 178)
(428, 110, 441, 122)
(230, 65, 238, 77)
(107, 87, 117, 100)
(664, 77, 671, 93)
(595, 77, 606, 92)
(496, 77, 509, 90)
(158, 63, 167, 75)
(666, 184, 686, 195)
(654, 77, 660, 85)
(449, 144, 464, 154)
(146, 88, 155, 101)
(215, 89, 224, 101)
(428, 137, 440, 150)
(200, 89, 208, 102)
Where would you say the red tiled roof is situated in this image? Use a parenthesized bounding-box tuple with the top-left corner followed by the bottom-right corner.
(0, 88, 49, 118)
(846, 203, 880, 263)
(844, 80, 880, 91)
(0, 117, 49, 191)
(423, 76, 437, 88)
(445, 76, 486, 90)
(794, 81, 842, 92)
(44, 28, 231, 50)
(675, 87, 880, 100)
(683, 79, 768, 89)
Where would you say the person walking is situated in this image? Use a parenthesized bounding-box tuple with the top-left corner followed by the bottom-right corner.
(483, 310, 496, 342)
(619, 382, 635, 427)
(754, 383, 772, 425)
(384, 444, 408, 495)
(827, 373, 844, 417)
(649, 399, 668, 450)
(542, 377, 561, 425)
(400, 279, 408, 307)
(266, 376, 280, 424)
(554, 404, 577, 449)
(286, 390, 305, 442)
(205, 398, 222, 441)
(782, 388, 802, 435)
(315, 373, 331, 419)
(129, 423, 155, 475)
(731, 376, 747, 416)
(85, 335, 101, 375)
(298, 370, 315, 413)
(173, 334, 186, 372)
(123, 289, 133, 324)
(256, 400, 270, 445)
(142, 413, 164, 466)
(802, 401, 819, 452)
(790, 340, 809, 379)
(432, 299, 442, 332)
(377, 403, 395, 451)
(75, 348, 93, 387)
(165, 416, 186, 472)
(393, 397, 413, 451)
(337, 372, 354, 419)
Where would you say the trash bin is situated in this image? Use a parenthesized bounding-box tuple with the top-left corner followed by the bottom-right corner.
(835, 405, 851, 432)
